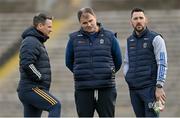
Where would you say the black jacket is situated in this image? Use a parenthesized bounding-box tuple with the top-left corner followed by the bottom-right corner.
(17, 26, 51, 91)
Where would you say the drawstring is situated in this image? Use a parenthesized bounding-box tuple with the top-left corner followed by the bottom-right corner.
(94, 89, 98, 101)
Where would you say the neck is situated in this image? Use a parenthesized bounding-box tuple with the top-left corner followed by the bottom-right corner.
(135, 31, 142, 36)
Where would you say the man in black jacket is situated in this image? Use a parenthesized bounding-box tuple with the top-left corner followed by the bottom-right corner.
(17, 13, 61, 117)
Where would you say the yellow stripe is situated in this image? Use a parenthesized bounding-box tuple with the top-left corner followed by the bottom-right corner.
(32, 88, 55, 105)
(35, 87, 57, 104)
(34, 87, 57, 105)
(32, 88, 56, 105)
(32, 88, 54, 105)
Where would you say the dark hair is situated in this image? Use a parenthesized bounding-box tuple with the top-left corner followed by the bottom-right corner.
(77, 7, 95, 21)
(131, 8, 145, 17)
(33, 13, 53, 27)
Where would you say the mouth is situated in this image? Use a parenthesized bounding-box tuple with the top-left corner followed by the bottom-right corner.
(84, 27, 93, 32)
(135, 26, 144, 33)
(87, 27, 92, 30)
(136, 24, 142, 27)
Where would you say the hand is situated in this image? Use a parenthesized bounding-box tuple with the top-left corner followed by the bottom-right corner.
(155, 87, 166, 105)
(33, 74, 43, 82)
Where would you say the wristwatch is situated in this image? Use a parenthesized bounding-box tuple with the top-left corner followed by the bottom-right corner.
(156, 84, 163, 88)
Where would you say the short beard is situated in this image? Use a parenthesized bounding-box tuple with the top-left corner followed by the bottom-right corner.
(134, 27, 145, 33)
(135, 26, 145, 33)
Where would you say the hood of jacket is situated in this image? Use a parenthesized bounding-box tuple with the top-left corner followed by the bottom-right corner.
(22, 26, 49, 43)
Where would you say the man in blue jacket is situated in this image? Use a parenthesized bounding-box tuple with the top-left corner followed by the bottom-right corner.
(17, 13, 61, 117)
(65, 7, 122, 117)
(123, 8, 168, 117)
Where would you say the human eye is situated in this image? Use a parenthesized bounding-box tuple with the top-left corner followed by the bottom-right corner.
(82, 22, 87, 25)
(133, 17, 138, 20)
(139, 17, 144, 19)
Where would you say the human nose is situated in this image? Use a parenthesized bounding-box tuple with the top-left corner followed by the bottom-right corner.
(136, 18, 141, 23)
(87, 22, 91, 26)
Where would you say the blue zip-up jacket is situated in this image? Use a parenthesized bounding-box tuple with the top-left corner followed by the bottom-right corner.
(66, 23, 122, 89)
(17, 26, 51, 91)
(124, 28, 168, 89)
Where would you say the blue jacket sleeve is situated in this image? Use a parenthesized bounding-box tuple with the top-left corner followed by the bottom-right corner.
(65, 38, 74, 73)
(20, 38, 42, 81)
(111, 35, 122, 72)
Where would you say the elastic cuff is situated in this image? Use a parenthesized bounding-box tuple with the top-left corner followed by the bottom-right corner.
(156, 81, 164, 87)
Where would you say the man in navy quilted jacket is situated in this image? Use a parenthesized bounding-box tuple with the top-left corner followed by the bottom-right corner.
(17, 13, 61, 117)
(124, 8, 168, 117)
(65, 7, 122, 117)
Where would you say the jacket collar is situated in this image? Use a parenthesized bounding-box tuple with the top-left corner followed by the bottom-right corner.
(22, 26, 49, 43)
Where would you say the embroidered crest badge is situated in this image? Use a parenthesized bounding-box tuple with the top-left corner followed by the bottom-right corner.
(100, 39, 104, 44)
(143, 42, 148, 48)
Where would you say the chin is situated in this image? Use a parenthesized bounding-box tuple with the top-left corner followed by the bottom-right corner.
(85, 30, 93, 33)
(136, 27, 144, 32)
(89, 31, 95, 33)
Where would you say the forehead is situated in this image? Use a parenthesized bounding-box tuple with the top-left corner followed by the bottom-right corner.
(45, 19, 52, 25)
(80, 13, 95, 21)
(132, 12, 145, 18)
